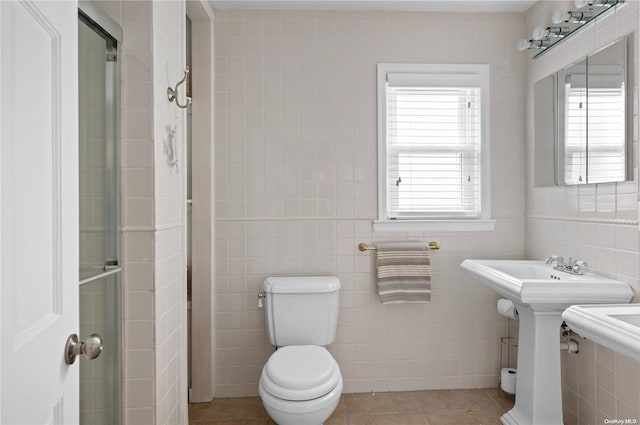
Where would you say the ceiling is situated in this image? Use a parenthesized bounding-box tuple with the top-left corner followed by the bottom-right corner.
(210, 0, 536, 13)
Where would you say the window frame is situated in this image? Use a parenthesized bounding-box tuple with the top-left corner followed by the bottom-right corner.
(375, 63, 494, 232)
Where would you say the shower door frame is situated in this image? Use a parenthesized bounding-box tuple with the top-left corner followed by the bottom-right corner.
(77, 3, 122, 424)
(78, 6, 121, 278)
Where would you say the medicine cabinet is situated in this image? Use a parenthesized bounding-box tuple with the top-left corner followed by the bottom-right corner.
(533, 36, 631, 186)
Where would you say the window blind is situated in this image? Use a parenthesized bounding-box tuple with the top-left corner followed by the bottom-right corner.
(564, 82, 625, 184)
(386, 86, 482, 219)
(587, 86, 625, 182)
(564, 86, 587, 184)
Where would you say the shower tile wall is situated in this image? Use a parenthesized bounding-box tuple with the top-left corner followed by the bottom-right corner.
(213, 10, 527, 397)
(524, 1, 640, 423)
(96, 1, 188, 424)
(152, 2, 188, 425)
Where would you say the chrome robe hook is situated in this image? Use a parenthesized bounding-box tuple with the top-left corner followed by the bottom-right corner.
(167, 66, 191, 109)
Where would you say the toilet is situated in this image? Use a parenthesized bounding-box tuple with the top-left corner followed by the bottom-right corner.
(259, 276, 343, 425)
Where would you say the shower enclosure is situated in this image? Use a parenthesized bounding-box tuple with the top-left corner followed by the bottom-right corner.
(78, 5, 121, 424)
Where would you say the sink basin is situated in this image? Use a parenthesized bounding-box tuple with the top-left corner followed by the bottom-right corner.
(563, 304, 640, 362)
(460, 259, 633, 312)
(460, 259, 633, 425)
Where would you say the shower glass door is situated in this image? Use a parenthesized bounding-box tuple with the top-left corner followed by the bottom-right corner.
(78, 9, 120, 425)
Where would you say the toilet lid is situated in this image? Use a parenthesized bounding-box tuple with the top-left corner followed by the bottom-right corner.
(261, 345, 341, 401)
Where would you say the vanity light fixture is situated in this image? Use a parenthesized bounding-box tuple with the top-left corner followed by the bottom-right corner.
(517, 38, 550, 51)
(519, 0, 622, 58)
(552, 10, 594, 24)
(532, 26, 570, 40)
(574, 0, 617, 8)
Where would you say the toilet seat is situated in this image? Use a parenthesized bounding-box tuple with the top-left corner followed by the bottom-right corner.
(261, 345, 341, 401)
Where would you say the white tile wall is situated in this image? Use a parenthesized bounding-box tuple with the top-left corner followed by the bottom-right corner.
(116, 1, 158, 423)
(151, 1, 188, 424)
(214, 9, 527, 397)
(525, 1, 640, 423)
(98, 1, 188, 424)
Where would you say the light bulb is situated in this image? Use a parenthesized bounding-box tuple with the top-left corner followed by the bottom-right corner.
(516, 38, 530, 51)
(532, 26, 546, 40)
(552, 10, 570, 24)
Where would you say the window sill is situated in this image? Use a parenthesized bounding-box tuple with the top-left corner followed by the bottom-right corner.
(373, 219, 496, 233)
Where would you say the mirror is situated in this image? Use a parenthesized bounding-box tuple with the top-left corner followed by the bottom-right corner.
(558, 57, 588, 185)
(534, 37, 629, 186)
(586, 40, 627, 183)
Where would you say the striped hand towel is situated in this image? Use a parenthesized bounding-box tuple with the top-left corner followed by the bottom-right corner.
(376, 242, 431, 304)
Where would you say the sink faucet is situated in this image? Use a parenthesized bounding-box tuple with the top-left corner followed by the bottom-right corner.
(545, 255, 563, 267)
(567, 258, 587, 275)
(545, 255, 587, 275)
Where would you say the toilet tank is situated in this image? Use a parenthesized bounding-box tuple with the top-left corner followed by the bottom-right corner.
(263, 276, 340, 347)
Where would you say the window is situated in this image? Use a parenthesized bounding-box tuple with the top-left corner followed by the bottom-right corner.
(564, 82, 587, 184)
(563, 74, 626, 184)
(587, 85, 626, 182)
(376, 64, 494, 232)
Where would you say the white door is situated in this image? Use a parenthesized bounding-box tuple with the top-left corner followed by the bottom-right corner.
(1, 1, 79, 424)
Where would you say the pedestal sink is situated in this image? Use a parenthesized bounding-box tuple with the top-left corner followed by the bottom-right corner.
(460, 260, 633, 425)
(563, 304, 640, 363)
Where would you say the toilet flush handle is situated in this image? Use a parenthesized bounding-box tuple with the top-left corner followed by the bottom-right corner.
(258, 292, 266, 308)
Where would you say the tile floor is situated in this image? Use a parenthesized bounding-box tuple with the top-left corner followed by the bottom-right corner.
(189, 388, 515, 425)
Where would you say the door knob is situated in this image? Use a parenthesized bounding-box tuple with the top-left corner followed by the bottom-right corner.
(64, 333, 103, 365)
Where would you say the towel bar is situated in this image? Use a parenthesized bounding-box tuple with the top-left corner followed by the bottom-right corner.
(358, 241, 440, 251)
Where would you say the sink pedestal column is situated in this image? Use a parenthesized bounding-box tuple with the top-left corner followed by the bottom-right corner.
(501, 306, 564, 425)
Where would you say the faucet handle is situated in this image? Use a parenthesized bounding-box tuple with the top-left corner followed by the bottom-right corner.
(570, 260, 587, 274)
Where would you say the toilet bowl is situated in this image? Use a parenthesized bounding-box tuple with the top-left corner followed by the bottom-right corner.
(259, 276, 343, 425)
(259, 345, 342, 425)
